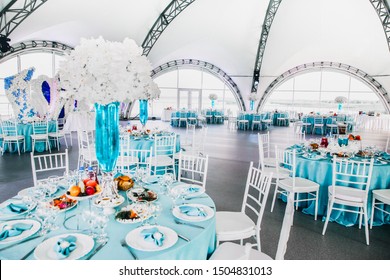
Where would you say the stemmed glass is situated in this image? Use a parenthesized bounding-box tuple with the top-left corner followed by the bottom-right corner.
(93, 215, 109, 243)
(159, 173, 174, 195)
(82, 210, 97, 236)
(168, 187, 181, 210)
(34, 202, 59, 235)
(149, 202, 162, 225)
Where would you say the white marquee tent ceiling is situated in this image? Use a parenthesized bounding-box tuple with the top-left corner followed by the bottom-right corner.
(1, 0, 390, 110)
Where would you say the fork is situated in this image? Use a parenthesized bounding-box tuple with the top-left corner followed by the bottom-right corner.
(120, 239, 138, 260)
(174, 220, 205, 229)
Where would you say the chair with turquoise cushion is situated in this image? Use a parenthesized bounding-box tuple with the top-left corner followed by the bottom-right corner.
(205, 110, 213, 124)
(187, 111, 197, 126)
(277, 113, 288, 126)
(214, 111, 223, 124)
(178, 111, 188, 127)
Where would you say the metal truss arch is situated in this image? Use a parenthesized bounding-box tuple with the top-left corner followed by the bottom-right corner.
(142, 0, 196, 56)
(0, 40, 73, 62)
(369, 0, 390, 51)
(251, 0, 283, 92)
(151, 59, 245, 111)
(257, 61, 390, 113)
(0, 0, 48, 37)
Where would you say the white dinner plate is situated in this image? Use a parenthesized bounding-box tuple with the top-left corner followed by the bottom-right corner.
(301, 154, 324, 160)
(0, 200, 37, 220)
(172, 203, 214, 222)
(171, 184, 205, 198)
(0, 219, 41, 245)
(94, 195, 125, 209)
(65, 189, 102, 201)
(125, 225, 178, 252)
(34, 233, 94, 260)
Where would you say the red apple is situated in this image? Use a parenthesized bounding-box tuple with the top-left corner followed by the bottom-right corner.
(85, 186, 96, 195)
(86, 180, 97, 187)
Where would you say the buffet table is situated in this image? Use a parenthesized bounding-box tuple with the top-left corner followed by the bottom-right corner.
(0, 181, 216, 260)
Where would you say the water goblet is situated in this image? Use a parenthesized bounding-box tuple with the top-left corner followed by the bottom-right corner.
(93, 215, 109, 243)
(150, 202, 162, 225)
(34, 202, 52, 235)
(168, 187, 181, 210)
(82, 210, 97, 235)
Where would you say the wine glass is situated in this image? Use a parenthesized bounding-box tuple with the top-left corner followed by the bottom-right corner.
(168, 187, 181, 210)
(34, 202, 53, 235)
(82, 210, 97, 236)
(93, 215, 109, 243)
(150, 202, 162, 225)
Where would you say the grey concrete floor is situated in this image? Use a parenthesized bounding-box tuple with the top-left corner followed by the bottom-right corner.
(0, 120, 389, 259)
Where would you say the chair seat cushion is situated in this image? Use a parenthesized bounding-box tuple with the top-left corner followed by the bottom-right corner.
(209, 242, 273, 260)
(216, 212, 255, 241)
(279, 177, 319, 192)
(48, 132, 65, 137)
(373, 189, 390, 205)
(262, 166, 289, 179)
(328, 185, 366, 203)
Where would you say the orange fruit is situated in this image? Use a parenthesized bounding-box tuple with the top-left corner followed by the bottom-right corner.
(69, 185, 81, 197)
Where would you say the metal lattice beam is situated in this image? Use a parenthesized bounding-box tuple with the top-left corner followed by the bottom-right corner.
(0, 40, 72, 61)
(151, 59, 245, 111)
(257, 61, 390, 113)
(369, 0, 390, 51)
(142, 0, 195, 56)
(0, 0, 48, 37)
(251, 0, 283, 92)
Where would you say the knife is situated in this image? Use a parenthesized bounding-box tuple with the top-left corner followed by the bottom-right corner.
(184, 195, 208, 200)
(178, 234, 190, 242)
(0, 235, 41, 252)
(86, 240, 108, 260)
(20, 236, 50, 260)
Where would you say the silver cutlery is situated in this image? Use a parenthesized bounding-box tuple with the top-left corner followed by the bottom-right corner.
(120, 239, 138, 260)
(20, 236, 50, 260)
(0, 235, 41, 252)
(175, 220, 205, 229)
(184, 195, 208, 200)
(178, 234, 190, 242)
(86, 240, 108, 260)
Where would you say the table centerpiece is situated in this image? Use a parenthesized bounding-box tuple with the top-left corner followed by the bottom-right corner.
(58, 37, 158, 201)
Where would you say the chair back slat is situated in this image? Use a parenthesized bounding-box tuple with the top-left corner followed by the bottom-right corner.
(332, 156, 374, 195)
(30, 149, 69, 187)
(178, 153, 209, 189)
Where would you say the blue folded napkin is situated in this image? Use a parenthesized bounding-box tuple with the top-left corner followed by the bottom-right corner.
(179, 205, 207, 217)
(382, 153, 390, 160)
(140, 227, 165, 247)
(186, 186, 200, 193)
(3, 202, 29, 214)
(54, 235, 77, 258)
(0, 223, 33, 241)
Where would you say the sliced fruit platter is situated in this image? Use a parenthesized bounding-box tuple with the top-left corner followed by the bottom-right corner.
(50, 194, 77, 211)
(127, 188, 158, 202)
(66, 179, 102, 200)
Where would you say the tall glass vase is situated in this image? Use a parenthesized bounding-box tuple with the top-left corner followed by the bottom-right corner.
(250, 100, 254, 111)
(94, 101, 120, 200)
(139, 99, 148, 127)
(211, 100, 215, 108)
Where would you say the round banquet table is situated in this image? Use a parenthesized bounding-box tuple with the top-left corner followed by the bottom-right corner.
(0, 121, 57, 153)
(120, 133, 181, 154)
(284, 150, 390, 227)
(0, 182, 217, 260)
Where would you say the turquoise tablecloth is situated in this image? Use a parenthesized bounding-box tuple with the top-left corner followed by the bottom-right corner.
(272, 113, 289, 126)
(237, 113, 269, 130)
(123, 134, 181, 154)
(285, 151, 390, 227)
(0, 182, 216, 260)
(0, 121, 57, 153)
(170, 111, 198, 127)
(302, 116, 353, 135)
